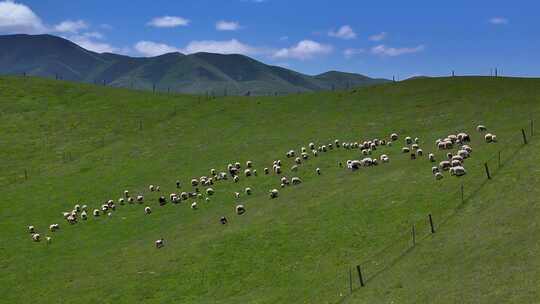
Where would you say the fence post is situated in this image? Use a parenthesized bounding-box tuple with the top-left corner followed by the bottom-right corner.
(461, 183, 464, 203)
(412, 224, 416, 246)
(356, 265, 365, 287)
(349, 268, 353, 293)
(484, 162, 491, 179)
(428, 214, 435, 233)
(522, 128, 528, 144)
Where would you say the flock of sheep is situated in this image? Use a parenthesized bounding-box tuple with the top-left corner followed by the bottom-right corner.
(27, 124, 497, 248)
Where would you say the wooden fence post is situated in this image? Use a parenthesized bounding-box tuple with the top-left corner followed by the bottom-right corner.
(484, 163, 491, 179)
(429, 214, 435, 233)
(356, 265, 365, 287)
(522, 128, 528, 144)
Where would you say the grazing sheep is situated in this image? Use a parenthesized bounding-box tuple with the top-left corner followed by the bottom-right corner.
(280, 183, 285, 188)
(335, 139, 340, 147)
(410, 153, 417, 160)
(462, 145, 473, 153)
(309, 142, 315, 150)
(244, 169, 252, 177)
(294, 157, 302, 165)
(74, 204, 81, 212)
(476, 125, 487, 132)
(412, 144, 419, 150)
(137, 195, 144, 203)
(80, 212, 87, 220)
(236, 205, 246, 215)
(31, 233, 41, 242)
(402, 147, 410, 153)
(49, 224, 60, 232)
(328, 143, 333, 149)
(81, 205, 88, 211)
(220, 216, 228, 225)
(435, 172, 444, 180)
(144, 206, 152, 214)
(457, 132, 470, 142)
(428, 153, 436, 162)
(301, 147, 307, 153)
(245, 187, 252, 195)
(362, 149, 369, 156)
(451, 159, 462, 167)
(361, 158, 374, 166)
(176, 180, 182, 188)
(291, 165, 299, 172)
(234, 192, 241, 199)
(380, 155, 389, 163)
(246, 161, 253, 168)
(301, 152, 309, 160)
(447, 153, 453, 160)
(235, 162, 241, 169)
(233, 176, 240, 183)
(155, 238, 164, 249)
(93, 209, 100, 217)
(390, 133, 399, 141)
(414, 137, 420, 144)
(128, 197, 134, 204)
(458, 150, 470, 159)
(124, 190, 129, 198)
(450, 166, 467, 176)
(452, 155, 464, 162)
(149, 185, 155, 192)
(66, 214, 77, 225)
(191, 179, 199, 187)
(158, 196, 167, 206)
(269, 189, 279, 199)
(46, 236, 52, 244)
(432, 166, 439, 174)
(28, 225, 36, 234)
(274, 166, 282, 174)
(281, 176, 290, 185)
(417, 149, 423, 156)
(405, 136, 412, 144)
(206, 188, 215, 196)
(101, 205, 108, 212)
(191, 202, 198, 210)
(316, 167, 321, 175)
(439, 160, 451, 171)
(484, 133, 495, 143)
(264, 167, 269, 175)
(291, 177, 302, 185)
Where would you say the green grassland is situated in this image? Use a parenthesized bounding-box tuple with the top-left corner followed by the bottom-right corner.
(0, 75, 538, 303)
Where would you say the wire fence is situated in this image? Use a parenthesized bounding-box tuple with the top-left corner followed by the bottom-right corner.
(332, 122, 535, 303)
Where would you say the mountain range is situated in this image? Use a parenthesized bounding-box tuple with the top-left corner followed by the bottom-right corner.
(0, 34, 389, 95)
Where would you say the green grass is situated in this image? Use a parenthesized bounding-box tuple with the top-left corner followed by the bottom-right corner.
(0, 75, 538, 303)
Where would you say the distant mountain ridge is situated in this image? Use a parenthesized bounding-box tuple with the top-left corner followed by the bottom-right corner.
(0, 34, 390, 95)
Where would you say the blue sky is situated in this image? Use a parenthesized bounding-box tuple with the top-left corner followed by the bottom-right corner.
(0, 0, 538, 79)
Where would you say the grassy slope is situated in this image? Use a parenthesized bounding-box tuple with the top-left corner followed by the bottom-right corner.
(0, 76, 538, 303)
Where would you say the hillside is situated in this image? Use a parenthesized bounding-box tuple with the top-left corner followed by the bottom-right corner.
(0, 76, 538, 303)
(0, 34, 389, 95)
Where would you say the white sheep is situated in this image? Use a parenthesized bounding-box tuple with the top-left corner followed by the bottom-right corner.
(291, 177, 302, 185)
(405, 136, 412, 144)
(439, 160, 451, 171)
(149, 185, 155, 192)
(144, 206, 151, 214)
(390, 133, 398, 141)
(316, 167, 321, 175)
(435, 172, 443, 180)
(269, 189, 279, 199)
(428, 153, 435, 162)
(308, 142, 315, 150)
(137, 195, 144, 203)
(191, 202, 198, 210)
(235, 162, 241, 169)
(191, 179, 199, 187)
(31, 233, 41, 242)
(264, 167, 269, 175)
(155, 238, 164, 249)
(246, 160, 253, 168)
(457, 132, 470, 142)
(233, 176, 240, 183)
(80, 212, 87, 220)
(412, 144, 419, 150)
(451, 159, 462, 167)
(206, 188, 215, 195)
(450, 166, 467, 176)
(432, 166, 439, 174)
(417, 149, 423, 156)
(46, 236, 52, 244)
(74, 204, 81, 212)
(234, 192, 240, 199)
(236, 205, 246, 215)
(245, 187, 252, 195)
(302, 152, 309, 160)
(244, 169, 252, 177)
(49, 224, 59, 232)
(118, 198, 125, 205)
(93, 209, 100, 217)
(402, 147, 410, 153)
(81, 205, 88, 211)
(28, 225, 35, 233)
(128, 197, 134, 204)
(124, 190, 129, 198)
(476, 125, 487, 132)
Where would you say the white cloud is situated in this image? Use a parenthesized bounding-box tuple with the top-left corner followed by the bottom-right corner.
(344, 48, 365, 58)
(328, 25, 356, 40)
(216, 20, 241, 31)
(369, 32, 387, 41)
(182, 39, 260, 55)
(134, 41, 181, 56)
(489, 17, 508, 25)
(81, 31, 104, 39)
(68, 35, 120, 53)
(0, 0, 47, 34)
(147, 16, 189, 28)
(54, 20, 88, 33)
(273, 40, 333, 60)
(371, 44, 425, 56)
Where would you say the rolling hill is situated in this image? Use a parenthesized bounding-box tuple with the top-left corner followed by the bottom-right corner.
(0, 76, 538, 303)
(0, 34, 389, 95)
